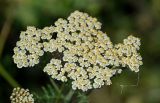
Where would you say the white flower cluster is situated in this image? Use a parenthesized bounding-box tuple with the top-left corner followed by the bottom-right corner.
(13, 27, 44, 68)
(10, 87, 34, 103)
(13, 11, 143, 91)
(115, 35, 143, 72)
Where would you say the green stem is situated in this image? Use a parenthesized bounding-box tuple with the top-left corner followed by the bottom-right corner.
(54, 82, 65, 103)
(0, 63, 19, 87)
(50, 79, 61, 94)
(65, 89, 75, 102)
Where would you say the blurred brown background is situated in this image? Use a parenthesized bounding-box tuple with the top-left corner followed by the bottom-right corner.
(0, 0, 160, 103)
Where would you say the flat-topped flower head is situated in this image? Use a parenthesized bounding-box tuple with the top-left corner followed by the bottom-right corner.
(13, 11, 143, 91)
(115, 35, 143, 72)
(13, 27, 44, 68)
(10, 87, 34, 103)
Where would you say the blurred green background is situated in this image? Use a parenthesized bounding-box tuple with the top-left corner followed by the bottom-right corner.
(0, 0, 160, 103)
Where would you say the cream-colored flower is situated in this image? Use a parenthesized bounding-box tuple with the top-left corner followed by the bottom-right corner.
(115, 35, 143, 72)
(10, 87, 34, 103)
(13, 11, 143, 91)
(13, 27, 43, 68)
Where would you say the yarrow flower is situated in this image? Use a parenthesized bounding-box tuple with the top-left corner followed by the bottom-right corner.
(13, 11, 143, 91)
(10, 87, 34, 103)
(13, 27, 44, 68)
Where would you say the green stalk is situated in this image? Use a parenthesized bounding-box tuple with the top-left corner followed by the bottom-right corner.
(0, 63, 19, 87)
(65, 89, 75, 102)
(50, 79, 61, 94)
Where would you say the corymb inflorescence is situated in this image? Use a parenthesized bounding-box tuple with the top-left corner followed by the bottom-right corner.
(10, 87, 34, 103)
(13, 11, 143, 91)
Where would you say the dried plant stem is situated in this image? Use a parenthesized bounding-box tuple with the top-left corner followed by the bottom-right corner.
(0, 17, 19, 87)
(0, 17, 11, 57)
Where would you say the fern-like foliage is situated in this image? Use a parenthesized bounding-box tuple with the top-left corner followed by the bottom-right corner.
(34, 79, 88, 103)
